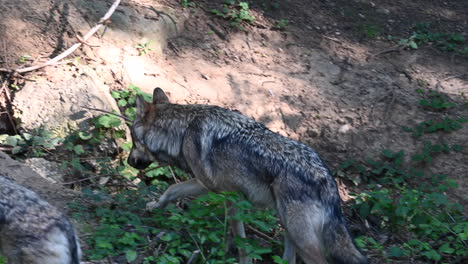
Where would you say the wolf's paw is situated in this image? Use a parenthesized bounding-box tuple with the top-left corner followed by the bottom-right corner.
(146, 201, 160, 211)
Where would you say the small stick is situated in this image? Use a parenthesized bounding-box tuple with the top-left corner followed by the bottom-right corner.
(62, 174, 103, 185)
(186, 250, 200, 264)
(81, 106, 131, 122)
(246, 224, 278, 243)
(168, 166, 180, 183)
(0, 77, 18, 134)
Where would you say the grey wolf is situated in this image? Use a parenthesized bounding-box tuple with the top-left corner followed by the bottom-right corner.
(0, 175, 81, 264)
(128, 88, 368, 264)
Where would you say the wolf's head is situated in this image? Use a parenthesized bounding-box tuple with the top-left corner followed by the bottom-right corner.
(128, 88, 170, 170)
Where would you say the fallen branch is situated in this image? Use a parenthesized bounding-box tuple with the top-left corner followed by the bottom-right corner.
(13, 0, 121, 74)
(0, 75, 18, 134)
(368, 44, 404, 61)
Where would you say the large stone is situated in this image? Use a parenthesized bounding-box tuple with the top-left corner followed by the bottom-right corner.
(0, 151, 78, 210)
(13, 69, 120, 134)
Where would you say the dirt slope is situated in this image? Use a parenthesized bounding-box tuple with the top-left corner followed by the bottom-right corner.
(0, 0, 467, 262)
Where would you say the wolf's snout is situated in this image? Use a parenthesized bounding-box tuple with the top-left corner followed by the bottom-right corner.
(128, 156, 152, 170)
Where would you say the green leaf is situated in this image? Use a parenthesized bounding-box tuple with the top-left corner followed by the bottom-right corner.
(125, 250, 138, 262)
(388, 246, 405, 257)
(12, 146, 23, 154)
(97, 115, 121, 128)
(359, 202, 370, 219)
(452, 144, 462, 152)
(409, 41, 418, 49)
(239, 2, 249, 9)
(73, 144, 85, 155)
(121, 142, 133, 152)
(111, 91, 121, 98)
(125, 107, 136, 120)
(22, 133, 32, 140)
(422, 249, 441, 261)
(6, 136, 18, 146)
(96, 238, 113, 249)
(439, 243, 454, 254)
(78, 132, 93, 140)
(118, 99, 128, 107)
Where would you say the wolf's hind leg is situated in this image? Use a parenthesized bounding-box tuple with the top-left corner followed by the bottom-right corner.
(283, 233, 296, 264)
(146, 179, 208, 211)
(228, 204, 252, 264)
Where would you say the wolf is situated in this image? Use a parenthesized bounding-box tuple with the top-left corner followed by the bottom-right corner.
(0, 175, 81, 264)
(128, 88, 368, 264)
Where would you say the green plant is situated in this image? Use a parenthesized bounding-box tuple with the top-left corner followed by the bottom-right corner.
(361, 24, 381, 39)
(419, 91, 456, 111)
(181, 0, 196, 8)
(111, 84, 152, 121)
(403, 117, 468, 137)
(399, 34, 419, 49)
(211, 1, 255, 30)
(136, 41, 153, 56)
(273, 19, 289, 30)
(73, 187, 281, 263)
(399, 22, 467, 54)
(0, 128, 62, 156)
(337, 84, 467, 262)
(18, 54, 32, 63)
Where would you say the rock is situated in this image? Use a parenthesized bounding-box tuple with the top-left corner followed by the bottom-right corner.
(338, 124, 352, 133)
(376, 8, 390, 15)
(24, 158, 67, 184)
(0, 151, 78, 209)
(13, 69, 121, 135)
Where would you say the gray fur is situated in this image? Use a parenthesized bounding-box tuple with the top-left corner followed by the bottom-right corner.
(0, 175, 81, 264)
(129, 88, 368, 264)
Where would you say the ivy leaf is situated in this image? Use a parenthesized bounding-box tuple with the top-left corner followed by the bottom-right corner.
(78, 132, 93, 140)
(125, 250, 137, 262)
(73, 144, 85, 155)
(388, 246, 405, 257)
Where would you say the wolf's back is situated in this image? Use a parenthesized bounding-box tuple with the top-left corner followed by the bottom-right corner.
(0, 175, 81, 264)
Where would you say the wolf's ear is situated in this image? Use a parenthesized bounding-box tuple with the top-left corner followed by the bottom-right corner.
(153, 87, 170, 104)
(135, 95, 149, 118)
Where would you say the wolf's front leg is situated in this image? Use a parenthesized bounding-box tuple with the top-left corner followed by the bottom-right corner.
(146, 179, 209, 211)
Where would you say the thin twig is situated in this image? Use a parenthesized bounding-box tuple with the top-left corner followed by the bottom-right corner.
(322, 35, 342, 43)
(168, 165, 180, 183)
(186, 250, 200, 264)
(207, 23, 227, 40)
(369, 44, 404, 60)
(0, 76, 18, 134)
(81, 106, 131, 122)
(13, 0, 121, 74)
(62, 174, 103, 185)
(186, 230, 207, 262)
(443, 73, 466, 81)
(0, 146, 13, 151)
(246, 224, 278, 243)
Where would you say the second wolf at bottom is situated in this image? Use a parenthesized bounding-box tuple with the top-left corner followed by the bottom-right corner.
(128, 88, 368, 264)
(0, 175, 81, 264)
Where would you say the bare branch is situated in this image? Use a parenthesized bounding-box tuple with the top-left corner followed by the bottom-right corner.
(14, 0, 122, 74)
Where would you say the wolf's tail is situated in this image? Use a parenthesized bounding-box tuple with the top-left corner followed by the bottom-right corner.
(277, 198, 367, 264)
(321, 213, 368, 264)
(64, 220, 81, 264)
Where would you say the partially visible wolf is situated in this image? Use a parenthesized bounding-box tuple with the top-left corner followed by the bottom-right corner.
(128, 88, 368, 264)
(0, 175, 81, 264)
